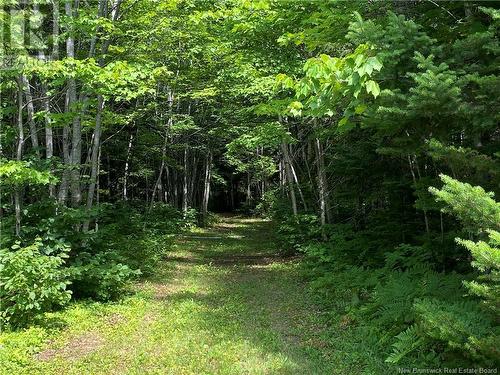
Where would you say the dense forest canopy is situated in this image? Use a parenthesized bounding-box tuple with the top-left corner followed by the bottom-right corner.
(0, 0, 499, 372)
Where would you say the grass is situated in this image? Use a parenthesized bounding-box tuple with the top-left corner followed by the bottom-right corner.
(0, 216, 392, 374)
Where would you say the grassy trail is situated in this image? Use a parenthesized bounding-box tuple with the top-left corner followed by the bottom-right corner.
(1, 216, 376, 374)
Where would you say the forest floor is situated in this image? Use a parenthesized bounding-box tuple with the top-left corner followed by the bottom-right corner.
(0, 216, 390, 374)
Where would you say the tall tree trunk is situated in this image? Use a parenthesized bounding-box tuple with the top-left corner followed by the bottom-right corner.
(150, 123, 170, 210)
(201, 152, 212, 224)
(189, 153, 199, 207)
(289, 157, 307, 211)
(15, 80, 25, 236)
(58, 118, 70, 203)
(83, 95, 104, 231)
(51, 0, 60, 61)
(246, 172, 252, 206)
(41, 83, 55, 197)
(279, 159, 285, 193)
(407, 154, 430, 235)
(182, 147, 188, 215)
(151, 87, 173, 207)
(21, 75, 40, 159)
(315, 138, 329, 239)
(281, 142, 298, 216)
(65, 0, 82, 207)
(82, 0, 123, 224)
(123, 131, 134, 200)
(173, 168, 179, 209)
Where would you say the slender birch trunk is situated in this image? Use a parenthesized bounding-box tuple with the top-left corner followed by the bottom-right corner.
(64, 0, 82, 207)
(281, 142, 298, 216)
(289, 157, 307, 211)
(182, 147, 188, 215)
(150, 122, 170, 209)
(201, 152, 212, 224)
(82, 96, 104, 231)
(41, 82, 55, 197)
(315, 138, 329, 239)
(83, 0, 123, 228)
(21, 75, 40, 159)
(123, 131, 134, 200)
(14, 80, 24, 236)
(246, 172, 252, 205)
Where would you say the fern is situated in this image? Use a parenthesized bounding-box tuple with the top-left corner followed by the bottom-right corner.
(386, 325, 425, 363)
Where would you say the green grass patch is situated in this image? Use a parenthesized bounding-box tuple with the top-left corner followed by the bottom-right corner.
(0, 216, 394, 374)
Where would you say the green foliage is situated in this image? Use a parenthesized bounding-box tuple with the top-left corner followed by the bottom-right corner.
(68, 252, 140, 301)
(459, 230, 500, 313)
(427, 139, 499, 190)
(281, 41, 383, 127)
(415, 298, 499, 364)
(254, 189, 277, 218)
(1, 0, 499, 371)
(226, 122, 292, 174)
(385, 325, 425, 364)
(3, 200, 190, 309)
(101, 203, 188, 276)
(0, 160, 55, 187)
(430, 174, 500, 234)
(0, 240, 71, 329)
(431, 175, 500, 316)
(276, 213, 321, 253)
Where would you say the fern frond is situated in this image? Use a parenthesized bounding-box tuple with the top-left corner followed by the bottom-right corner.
(386, 325, 425, 364)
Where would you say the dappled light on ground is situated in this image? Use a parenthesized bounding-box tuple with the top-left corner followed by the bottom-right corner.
(1, 217, 346, 375)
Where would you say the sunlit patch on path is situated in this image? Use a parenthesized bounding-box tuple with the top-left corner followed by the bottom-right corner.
(4, 216, 345, 375)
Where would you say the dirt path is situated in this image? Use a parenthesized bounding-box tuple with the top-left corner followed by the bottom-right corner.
(5, 217, 349, 375)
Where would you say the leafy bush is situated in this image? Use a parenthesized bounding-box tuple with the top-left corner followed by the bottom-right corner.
(292, 174, 500, 366)
(298, 227, 497, 366)
(145, 203, 195, 232)
(276, 214, 321, 253)
(0, 240, 71, 328)
(68, 252, 141, 301)
(255, 190, 278, 218)
(16, 201, 190, 300)
(110, 233, 175, 277)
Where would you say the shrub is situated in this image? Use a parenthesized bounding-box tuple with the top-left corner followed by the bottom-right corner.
(416, 175, 500, 364)
(430, 176, 500, 316)
(111, 234, 174, 277)
(458, 230, 500, 314)
(255, 190, 278, 218)
(415, 298, 499, 365)
(18, 201, 189, 300)
(68, 252, 141, 301)
(276, 214, 321, 253)
(0, 240, 72, 328)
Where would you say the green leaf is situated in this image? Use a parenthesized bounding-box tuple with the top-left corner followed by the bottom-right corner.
(355, 104, 367, 114)
(365, 80, 380, 98)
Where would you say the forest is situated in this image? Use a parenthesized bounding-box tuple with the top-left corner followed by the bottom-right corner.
(0, 0, 499, 373)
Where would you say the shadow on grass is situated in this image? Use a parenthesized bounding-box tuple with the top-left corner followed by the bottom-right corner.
(155, 262, 328, 373)
(147, 217, 330, 373)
